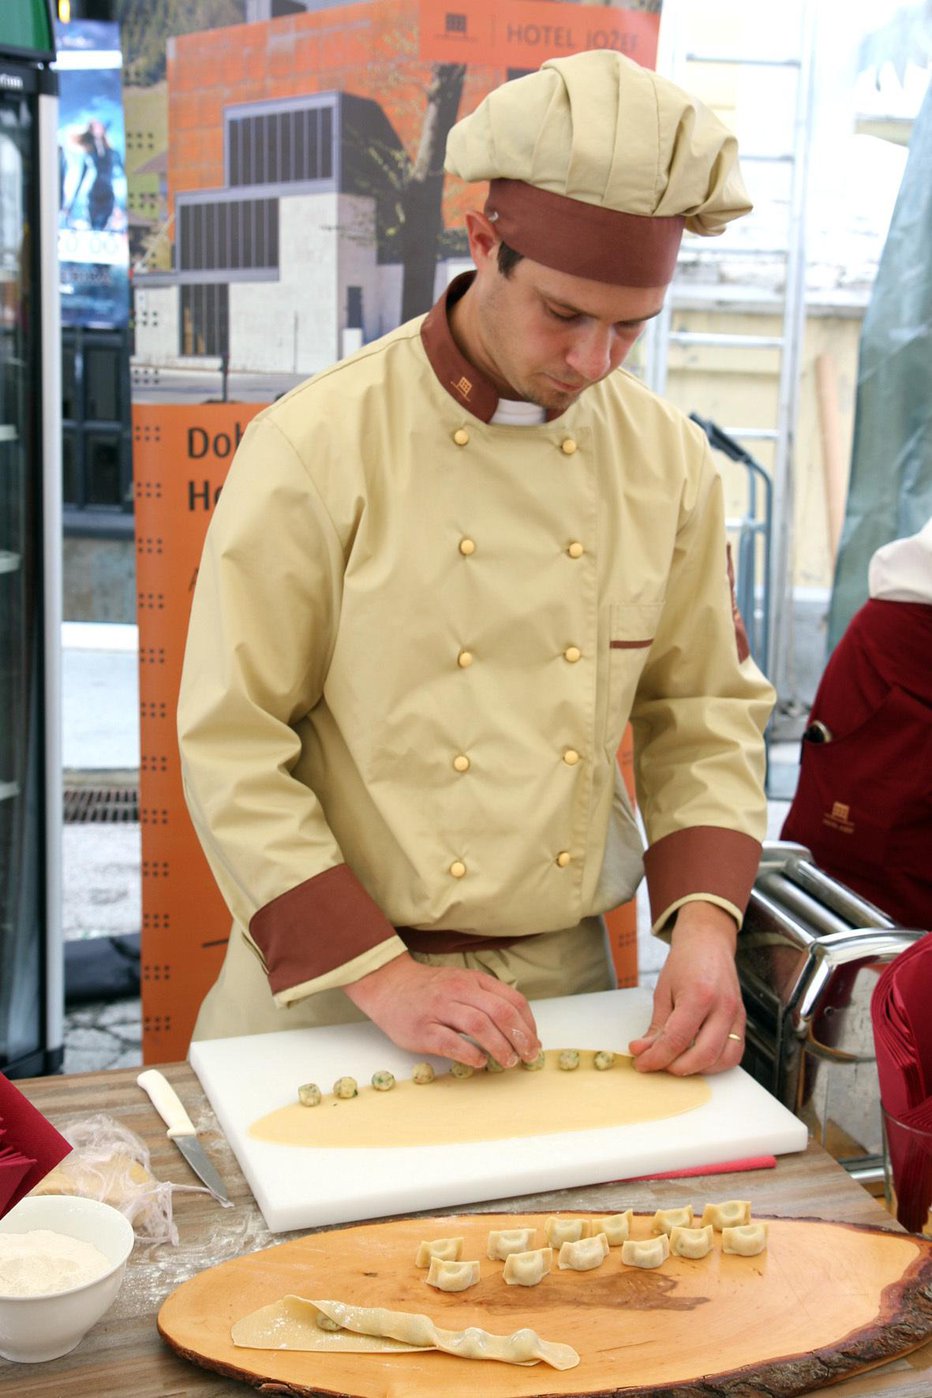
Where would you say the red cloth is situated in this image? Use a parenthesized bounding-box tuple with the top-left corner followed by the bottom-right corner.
(781, 598, 932, 928)
(0, 1074, 72, 1218)
(871, 934, 932, 1231)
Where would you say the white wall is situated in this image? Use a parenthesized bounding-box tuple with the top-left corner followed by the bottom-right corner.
(132, 285, 179, 364)
(228, 192, 337, 374)
(334, 193, 383, 345)
(227, 191, 388, 375)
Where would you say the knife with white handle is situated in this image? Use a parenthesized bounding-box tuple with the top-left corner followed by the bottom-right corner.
(137, 1069, 233, 1207)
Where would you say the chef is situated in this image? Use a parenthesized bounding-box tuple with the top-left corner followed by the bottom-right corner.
(178, 50, 775, 1078)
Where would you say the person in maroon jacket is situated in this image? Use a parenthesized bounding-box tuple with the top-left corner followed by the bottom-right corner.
(781, 520, 932, 928)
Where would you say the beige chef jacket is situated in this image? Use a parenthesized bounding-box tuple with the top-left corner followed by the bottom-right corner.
(178, 275, 775, 1016)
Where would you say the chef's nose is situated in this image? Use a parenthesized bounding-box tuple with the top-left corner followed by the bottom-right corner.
(564, 324, 615, 384)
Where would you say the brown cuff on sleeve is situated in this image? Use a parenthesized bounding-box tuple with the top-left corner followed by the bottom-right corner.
(249, 864, 398, 995)
(644, 827, 762, 930)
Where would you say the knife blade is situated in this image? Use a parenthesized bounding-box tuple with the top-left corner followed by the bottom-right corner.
(137, 1069, 233, 1207)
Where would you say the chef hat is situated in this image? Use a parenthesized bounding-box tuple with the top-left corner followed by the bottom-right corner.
(445, 49, 752, 286)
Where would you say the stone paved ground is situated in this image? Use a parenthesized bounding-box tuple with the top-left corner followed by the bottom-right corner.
(64, 997, 143, 1075)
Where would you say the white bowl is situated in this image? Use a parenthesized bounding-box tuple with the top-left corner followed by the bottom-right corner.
(0, 1195, 135, 1362)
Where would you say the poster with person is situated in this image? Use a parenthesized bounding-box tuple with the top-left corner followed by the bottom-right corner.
(55, 18, 130, 327)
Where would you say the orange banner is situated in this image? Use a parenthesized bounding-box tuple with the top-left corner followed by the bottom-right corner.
(134, 403, 263, 1063)
(419, 0, 659, 69)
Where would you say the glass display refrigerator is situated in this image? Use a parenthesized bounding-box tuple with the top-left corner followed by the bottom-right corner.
(0, 1, 63, 1076)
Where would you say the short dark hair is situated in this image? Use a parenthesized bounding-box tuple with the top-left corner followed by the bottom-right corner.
(496, 241, 524, 278)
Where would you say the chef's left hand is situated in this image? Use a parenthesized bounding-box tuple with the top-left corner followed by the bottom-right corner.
(627, 902, 745, 1076)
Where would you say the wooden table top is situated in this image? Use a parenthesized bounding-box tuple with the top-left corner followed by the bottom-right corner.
(5, 1062, 932, 1397)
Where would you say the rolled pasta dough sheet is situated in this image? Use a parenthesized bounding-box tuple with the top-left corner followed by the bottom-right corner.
(231, 1296, 580, 1369)
(249, 1051, 709, 1149)
(231, 1295, 429, 1355)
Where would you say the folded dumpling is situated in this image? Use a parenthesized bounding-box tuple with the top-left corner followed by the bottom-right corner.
(487, 1227, 536, 1260)
(651, 1204, 694, 1236)
(722, 1222, 768, 1256)
(601, 1210, 634, 1245)
(701, 1200, 752, 1230)
(426, 1258, 480, 1292)
(544, 1216, 590, 1246)
(558, 1233, 609, 1271)
(415, 1236, 464, 1267)
(502, 1247, 553, 1287)
(621, 1235, 669, 1269)
(669, 1224, 714, 1259)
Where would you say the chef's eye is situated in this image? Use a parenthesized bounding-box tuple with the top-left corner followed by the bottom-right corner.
(546, 305, 577, 322)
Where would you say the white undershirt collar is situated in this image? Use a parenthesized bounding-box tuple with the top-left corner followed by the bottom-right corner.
(490, 398, 547, 427)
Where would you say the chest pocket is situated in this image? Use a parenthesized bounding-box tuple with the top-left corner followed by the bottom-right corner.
(604, 601, 665, 747)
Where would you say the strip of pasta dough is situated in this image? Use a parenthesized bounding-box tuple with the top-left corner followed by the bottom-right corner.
(231, 1295, 579, 1370)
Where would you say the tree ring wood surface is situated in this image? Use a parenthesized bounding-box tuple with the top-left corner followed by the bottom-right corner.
(157, 1210, 932, 1398)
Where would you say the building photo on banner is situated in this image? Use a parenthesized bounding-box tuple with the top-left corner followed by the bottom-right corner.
(49, 0, 930, 1098)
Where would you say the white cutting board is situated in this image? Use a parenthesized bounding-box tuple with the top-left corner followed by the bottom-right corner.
(189, 989, 808, 1233)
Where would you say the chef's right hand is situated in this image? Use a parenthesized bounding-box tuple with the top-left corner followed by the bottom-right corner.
(342, 953, 541, 1069)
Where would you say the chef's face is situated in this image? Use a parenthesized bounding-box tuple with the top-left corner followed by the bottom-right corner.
(455, 211, 667, 413)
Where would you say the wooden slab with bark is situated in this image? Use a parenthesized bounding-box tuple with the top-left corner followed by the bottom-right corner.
(158, 1209, 932, 1398)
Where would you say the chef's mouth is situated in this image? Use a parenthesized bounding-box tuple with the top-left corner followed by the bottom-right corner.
(547, 375, 587, 394)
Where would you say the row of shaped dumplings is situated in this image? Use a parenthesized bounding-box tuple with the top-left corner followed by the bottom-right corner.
(297, 1047, 629, 1103)
(416, 1206, 767, 1291)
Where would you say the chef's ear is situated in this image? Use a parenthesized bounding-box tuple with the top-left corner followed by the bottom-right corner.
(464, 209, 502, 272)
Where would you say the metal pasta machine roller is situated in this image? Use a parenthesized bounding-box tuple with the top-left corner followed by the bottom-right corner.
(736, 841, 927, 1183)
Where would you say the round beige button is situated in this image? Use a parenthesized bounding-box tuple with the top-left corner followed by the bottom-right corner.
(453, 754, 470, 773)
(564, 646, 582, 664)
(457, 650, 473, 668)
(556, 850, 572, 868)
(453, 428, 470, 446)
(562, 748, 581, 766)
(450, 860, 467, 878)
(567, 541, 584, 559)
(459, 538, 476, 556)
(561, 438, 577, 456)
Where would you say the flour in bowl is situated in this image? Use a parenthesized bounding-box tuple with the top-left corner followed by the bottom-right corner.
(0, 1229, 111, 1296)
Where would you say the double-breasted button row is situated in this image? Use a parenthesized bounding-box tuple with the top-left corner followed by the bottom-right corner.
(449, 748, 584, 772)
(459, 537, 584, 564)
(451, 427, 578, 456)
(457, 646, 582, 666)
(455, 527, 584, 563)
(448, 853, 573, 878)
